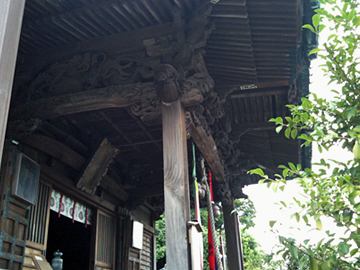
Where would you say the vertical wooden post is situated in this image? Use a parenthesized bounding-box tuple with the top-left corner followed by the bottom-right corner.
(162, 99, 191, 270)
(0, 0, 26, 167)
(223, 201, 244, 270)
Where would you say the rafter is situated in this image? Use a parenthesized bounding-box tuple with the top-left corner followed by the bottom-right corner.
(21, 22, 176, 68)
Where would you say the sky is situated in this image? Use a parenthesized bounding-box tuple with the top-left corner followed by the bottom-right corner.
(242, 24, 353, 255)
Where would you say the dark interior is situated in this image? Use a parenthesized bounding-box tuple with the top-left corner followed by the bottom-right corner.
(46, 210, 91, 270)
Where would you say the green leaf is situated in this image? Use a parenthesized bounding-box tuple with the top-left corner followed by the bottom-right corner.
(338, 242, 350, 255)
(349, 190, 360, 205)
(312, 14, 320, 28)
(316, 218, 322, 231)
(303, 215, 309, 225)
(269, 220, 277, 228)
(344, 107, 357, 120)
(295, 212, 300, 223)
(302, 24, 315, 33)
(249, 168, 264, 177)
(308, 48, 322, 56)
(291, 129, 298, 140)
(275, 125, 283, 134)
(258, 179, 266, 184)
(272, 181, 279, 193)
(318, 144, 323, 153)
(289, 245, 299, 260)
(327, 34, 337, 40)
(350, 248, 358, 256)
(279, 185, 285, 192)
(288, 162, 297, 171)
(285, 127, 291, 138)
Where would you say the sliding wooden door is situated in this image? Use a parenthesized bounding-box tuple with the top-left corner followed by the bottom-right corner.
(94, 210, 116, 270)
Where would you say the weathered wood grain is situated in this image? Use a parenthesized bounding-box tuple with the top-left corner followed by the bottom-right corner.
(77, 138, 119, 195)
(22, 134, 86, 171)
(223, 202, 244, 270)
(162, 100, 191, 270)
(10, 82, 204, 121)
(10, 83, 156, 120)
(188, 115, 225, 183)
(0, 0, 26, 166)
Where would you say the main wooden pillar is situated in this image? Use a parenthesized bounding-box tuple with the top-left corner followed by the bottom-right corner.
(157, 65, 191, 270)
(223, 200, 244, 270)
(0, 0, 26, 166)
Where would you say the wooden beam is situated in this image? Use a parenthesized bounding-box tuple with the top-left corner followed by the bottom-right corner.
(0, 0, 26, 166)
(223, 201, 244, 270)
(21, 134, 86, 171)
(22, 22, 176, 68)
(188, 116, 225, 183)
(10, 83, 156, 120)
(162, 100, 191, 270)
(10, 81, 204, 121)
(101, 175, 129, 201)
(230, 88, 288, 99)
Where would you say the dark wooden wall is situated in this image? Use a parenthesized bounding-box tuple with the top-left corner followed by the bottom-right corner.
(0, 147, 29, 269)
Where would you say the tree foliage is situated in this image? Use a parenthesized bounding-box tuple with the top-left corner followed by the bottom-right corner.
(155, 199, 283, 269)
(250, 0, 360, 269)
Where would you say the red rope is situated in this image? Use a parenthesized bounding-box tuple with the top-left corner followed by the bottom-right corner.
(72, 202, 77, 223)
(59, 194, 64, 218)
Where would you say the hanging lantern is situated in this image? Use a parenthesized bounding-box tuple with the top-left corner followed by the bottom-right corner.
(212, 204, 221, 218)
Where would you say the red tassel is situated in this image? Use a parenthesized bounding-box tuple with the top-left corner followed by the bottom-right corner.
(209, 170, 214, 201)
(72, 202, 77, 223)
(59, 194, 64, 218)
(208, 170, 216, 270)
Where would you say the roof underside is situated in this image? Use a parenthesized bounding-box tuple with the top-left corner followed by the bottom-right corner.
(10, 0, 316, 204)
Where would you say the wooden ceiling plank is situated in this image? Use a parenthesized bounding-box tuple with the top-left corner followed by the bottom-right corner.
(23, 22, 176, 67)
(99, 111, 143, 154)
(125, 108, 162, 151)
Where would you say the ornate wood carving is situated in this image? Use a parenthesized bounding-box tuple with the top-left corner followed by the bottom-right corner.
(10, 83, 156, 120)
(16, 53, 153, 101)
(180, 72, 214, 107)
(218, 182, 233, 206)
(187, 113, 225, 183)
(154, 64, 181, 104)
(143, 4, 215, 71)
(77, 138, 119, 195)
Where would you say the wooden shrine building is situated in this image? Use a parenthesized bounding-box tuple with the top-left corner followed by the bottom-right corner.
(0, 0, 318, 269)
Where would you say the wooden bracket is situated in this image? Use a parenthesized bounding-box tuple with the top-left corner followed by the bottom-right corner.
(187, 113, 225, 183)
(77, 138, 119, 195)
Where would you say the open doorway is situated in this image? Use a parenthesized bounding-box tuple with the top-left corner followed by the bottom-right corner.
(46, 210, 91, 270)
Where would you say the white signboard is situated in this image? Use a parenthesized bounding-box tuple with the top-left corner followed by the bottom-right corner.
(132, 220, 144, 249)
